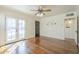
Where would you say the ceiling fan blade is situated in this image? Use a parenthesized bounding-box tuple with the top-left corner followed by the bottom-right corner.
(35, 12, 40, 15)
(42, 9, 51, 12)
(31, 9, 38, 11)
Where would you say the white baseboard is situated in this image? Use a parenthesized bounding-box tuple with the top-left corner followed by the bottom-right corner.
(26, 36, 35, 39)
(40, 35, 64, 40)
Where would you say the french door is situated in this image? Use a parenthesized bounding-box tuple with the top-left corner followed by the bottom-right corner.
(18, 19, 25, 39)
(6, 17, 25, 42)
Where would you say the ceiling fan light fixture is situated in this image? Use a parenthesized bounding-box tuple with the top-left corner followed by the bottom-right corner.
(36, 13, 44, 17)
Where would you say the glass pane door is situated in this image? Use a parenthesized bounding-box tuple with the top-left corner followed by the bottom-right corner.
(18, 20, 25, 39)
(6, 17, 16, 41)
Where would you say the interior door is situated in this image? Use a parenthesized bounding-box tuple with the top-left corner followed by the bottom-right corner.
(77, 16, 79, 46)
(64, 17, 77, 44)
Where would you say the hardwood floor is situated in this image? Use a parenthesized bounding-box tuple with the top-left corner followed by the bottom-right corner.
(0, 36, 79, 54)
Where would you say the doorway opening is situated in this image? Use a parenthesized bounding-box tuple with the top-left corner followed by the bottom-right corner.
(35, 21, 40, 37)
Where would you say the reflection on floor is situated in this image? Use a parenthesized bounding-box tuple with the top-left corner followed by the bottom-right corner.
(0, 36, 79, 54)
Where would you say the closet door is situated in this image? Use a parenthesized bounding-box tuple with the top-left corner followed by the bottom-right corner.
(18, 19, 25, 40)
(6, 17, 17, 41)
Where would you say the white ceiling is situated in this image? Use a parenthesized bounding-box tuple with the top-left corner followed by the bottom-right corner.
(2, 5, 77, 17)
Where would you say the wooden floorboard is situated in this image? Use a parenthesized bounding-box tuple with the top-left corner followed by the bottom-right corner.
(0, 36, 79, 54)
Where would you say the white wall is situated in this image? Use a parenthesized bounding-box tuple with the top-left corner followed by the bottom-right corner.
(0, 14, 6, 45)
(40, 14, 65, 40)
(26, 18, 35, 39)
(40, 12, 77, 42)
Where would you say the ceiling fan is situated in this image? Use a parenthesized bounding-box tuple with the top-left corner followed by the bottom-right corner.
(31, 6, 52, 16)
